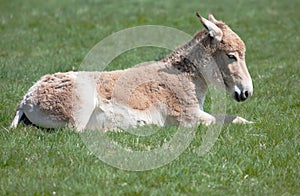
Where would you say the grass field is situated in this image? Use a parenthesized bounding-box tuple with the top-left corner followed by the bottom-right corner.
(1, 0, 299, 195)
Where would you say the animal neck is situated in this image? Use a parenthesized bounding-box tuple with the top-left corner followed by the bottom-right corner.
(160, 30, 214, 103)
(161, 30, 211, 77)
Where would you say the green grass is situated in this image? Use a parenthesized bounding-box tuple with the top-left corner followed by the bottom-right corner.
(1, 0, 299, 195)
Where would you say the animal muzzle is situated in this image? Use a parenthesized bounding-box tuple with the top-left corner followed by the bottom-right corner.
(232, 84, 253, 102)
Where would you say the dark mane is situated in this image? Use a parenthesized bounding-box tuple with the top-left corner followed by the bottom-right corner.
(160, 30, 210, 74)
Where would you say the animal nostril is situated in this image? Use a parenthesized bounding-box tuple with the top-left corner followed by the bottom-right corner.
(244, 91, 249, 98)
(234, 91, 240, 102)
(240, 90, 250, 101)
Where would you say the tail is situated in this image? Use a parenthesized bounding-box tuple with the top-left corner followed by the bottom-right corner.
(9, 105, 25, 129)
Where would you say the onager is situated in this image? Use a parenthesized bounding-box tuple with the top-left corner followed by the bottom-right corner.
(10, 13, 253, 131)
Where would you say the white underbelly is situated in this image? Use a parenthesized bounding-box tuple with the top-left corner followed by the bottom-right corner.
(85, 102, 168, 131)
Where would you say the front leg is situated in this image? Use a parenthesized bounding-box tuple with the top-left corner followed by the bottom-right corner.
(213, 115, 253, 124)
(198, 111, 216, 126)
(199, 111, 253, 125)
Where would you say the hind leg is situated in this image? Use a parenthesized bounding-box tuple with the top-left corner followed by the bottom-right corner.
(23, 104, 69, 128)
(10, 102, 69, 129)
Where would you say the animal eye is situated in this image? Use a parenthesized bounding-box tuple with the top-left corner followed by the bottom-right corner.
(226, 53, 237, 61)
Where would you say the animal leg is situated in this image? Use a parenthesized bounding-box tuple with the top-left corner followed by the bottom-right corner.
(199, 111, 217, 126)
(212, 115, 253, 124)
(199, 111, 253, 125)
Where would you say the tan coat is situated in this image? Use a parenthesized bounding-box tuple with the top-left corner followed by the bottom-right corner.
(10, 14, 253, 131)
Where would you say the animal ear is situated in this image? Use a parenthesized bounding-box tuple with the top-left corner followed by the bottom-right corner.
(208, 13, 219, 23)
(195, 12, 223, 43)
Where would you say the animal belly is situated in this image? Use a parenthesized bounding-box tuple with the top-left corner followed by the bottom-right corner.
(84, 102, 168, 131)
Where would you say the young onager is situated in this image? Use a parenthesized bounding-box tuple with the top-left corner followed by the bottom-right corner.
(10, 13, 253, 131)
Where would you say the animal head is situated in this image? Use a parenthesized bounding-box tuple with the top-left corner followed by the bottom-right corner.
(196, 13, 253, 102)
